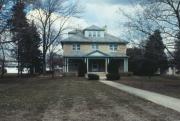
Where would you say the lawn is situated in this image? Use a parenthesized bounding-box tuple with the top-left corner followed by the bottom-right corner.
(119, 76, 180, 99)
(0, 77, 180, 121)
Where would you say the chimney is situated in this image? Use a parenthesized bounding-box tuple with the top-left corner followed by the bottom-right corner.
(103, 25, 107, 32)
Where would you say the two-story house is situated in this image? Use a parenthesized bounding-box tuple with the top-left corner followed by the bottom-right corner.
(61, 25, 128, 75)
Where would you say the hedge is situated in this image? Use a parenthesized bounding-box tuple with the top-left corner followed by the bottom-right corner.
(88, 74, 99, 80)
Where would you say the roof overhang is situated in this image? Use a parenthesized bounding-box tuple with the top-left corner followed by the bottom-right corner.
(61, 41, 128, 45)
(86, 50, 109, 57)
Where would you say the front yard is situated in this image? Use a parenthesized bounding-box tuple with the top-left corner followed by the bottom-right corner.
(0, 77, 180, 121)
(119, 76, 180, 99)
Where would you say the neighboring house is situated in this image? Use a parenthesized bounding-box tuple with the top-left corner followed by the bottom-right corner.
(61, 25, 129, 75)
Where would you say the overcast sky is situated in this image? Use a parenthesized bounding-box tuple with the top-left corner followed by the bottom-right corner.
(72, 0, 137, 37)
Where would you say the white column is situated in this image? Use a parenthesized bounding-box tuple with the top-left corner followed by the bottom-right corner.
(67, 58, 69, 72)
(64, 58, 66, 72)
(173, 67, 176, 76)
(124, 58, 128, 72)
(63, 58, 65, 72)
(87, 58, 89, 73)
(105, 58, 108, 74)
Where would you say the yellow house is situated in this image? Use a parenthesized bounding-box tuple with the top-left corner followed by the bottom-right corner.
(61, 25, 128, 75)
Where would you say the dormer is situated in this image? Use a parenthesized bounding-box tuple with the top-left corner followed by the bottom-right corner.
(84, 25, 105, 38)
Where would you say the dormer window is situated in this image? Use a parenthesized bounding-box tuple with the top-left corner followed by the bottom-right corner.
(84, 25, 105, 38)
(109, 44, 118, 52)
(89, 31, 92, 37)
(73, 44, 80, 51)
(97, 31, 100, 37)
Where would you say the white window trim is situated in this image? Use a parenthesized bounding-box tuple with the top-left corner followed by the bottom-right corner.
(89, 31, 92, 37)
(97, 31, 100, 37)
(109, 44, 118, 52)
(73, 44, 80, 51)
(92, 44, 99, 50)
(93, 31, 96, 37)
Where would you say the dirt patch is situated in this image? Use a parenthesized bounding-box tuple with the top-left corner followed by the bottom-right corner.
(42, 78, 180, 121)
(0, 77, 180, 121)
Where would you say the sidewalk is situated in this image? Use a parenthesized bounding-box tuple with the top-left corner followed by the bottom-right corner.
(100, 80, 180, 113)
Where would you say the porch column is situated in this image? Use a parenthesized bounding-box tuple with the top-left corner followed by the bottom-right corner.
(64, 58, 66, 72)
(124, 58, 128, 72)
(105, 58, 108, 73)
(87, 58, 89, 73)
(67, 58, 69, 72)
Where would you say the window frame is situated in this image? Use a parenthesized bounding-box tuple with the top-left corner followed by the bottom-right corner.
(88, 31, 92, 37)
(97, 31, 100, 37)
(93, 31, 96, 37)
(72, 44, 80, 51)
(109, 44, 118, 52)
(92, 43, 99, 50)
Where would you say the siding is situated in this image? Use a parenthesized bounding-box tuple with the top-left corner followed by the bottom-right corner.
(63, 43, 127, 56)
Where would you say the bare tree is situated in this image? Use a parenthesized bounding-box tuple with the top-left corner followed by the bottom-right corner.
(29, 0, 80, 73)
(120, 0, 180, 58)
(0, 32, 11, 77)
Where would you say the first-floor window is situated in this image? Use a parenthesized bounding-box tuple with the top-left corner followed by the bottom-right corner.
(109, 44, 118, 52)
(73, 44, 80, 50)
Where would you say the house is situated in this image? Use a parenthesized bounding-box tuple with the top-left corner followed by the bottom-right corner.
(61, 25, 129, 75)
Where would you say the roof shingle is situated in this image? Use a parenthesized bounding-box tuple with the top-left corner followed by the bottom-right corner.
(62, 25, 128, 44)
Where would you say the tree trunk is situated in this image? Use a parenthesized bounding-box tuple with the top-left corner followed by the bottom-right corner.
(42, 32, 46, 74)
(0, 43, 5, 78)
(42, 51, 46, 74)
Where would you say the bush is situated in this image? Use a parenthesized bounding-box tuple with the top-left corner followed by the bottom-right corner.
(78, 61, 87, 77)
(88, 74, 99, 80)
(46, 70, 54, 75)
(108, 60, 119, 74)
(106, 73, 120, 80)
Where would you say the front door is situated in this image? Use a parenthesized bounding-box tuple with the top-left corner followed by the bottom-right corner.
(92, 63, 99, 72)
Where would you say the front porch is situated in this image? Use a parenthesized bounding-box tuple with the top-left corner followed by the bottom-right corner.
(63, 57, 128, 75)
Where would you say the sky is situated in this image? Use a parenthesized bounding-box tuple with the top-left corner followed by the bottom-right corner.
(25, 0, 139, 39)
(72, 0, 138, 38)
(3, 0, 138, 39)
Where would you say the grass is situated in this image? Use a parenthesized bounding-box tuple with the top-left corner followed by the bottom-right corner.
(0, 76, 180, 121)
(119, 76, 180, 98)
(0, 77, 62, 121)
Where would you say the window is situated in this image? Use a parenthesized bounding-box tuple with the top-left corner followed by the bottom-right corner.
(89, 31, 92, 37)
(73, 44, 80, 51)
(109, 44, 118, 52)
(93, 31, 96, 37)
(97, 31, 100, 37)
(92, 44, 99, 50)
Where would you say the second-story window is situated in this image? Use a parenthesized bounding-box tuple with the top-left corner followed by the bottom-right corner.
(92, 44, 99, 50)
(73, 44, 80, 51)
(109, 44, 118, 52)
